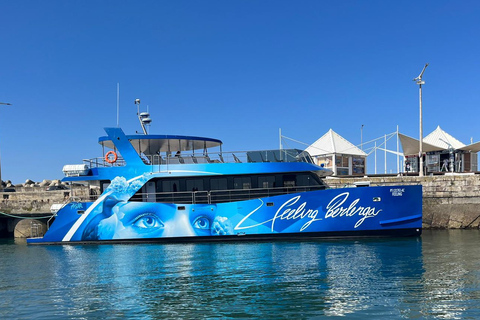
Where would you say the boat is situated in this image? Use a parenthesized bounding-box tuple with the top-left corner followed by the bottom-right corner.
(27, 103, 422, 244)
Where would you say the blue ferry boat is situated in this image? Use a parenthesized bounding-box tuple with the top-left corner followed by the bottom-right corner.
(28, 108, 422, 244)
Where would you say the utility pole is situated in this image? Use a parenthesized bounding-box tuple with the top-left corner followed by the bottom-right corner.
(361, 124, 364, 150)
(414, 63, 429, 176)
(0, 102, 12, 190)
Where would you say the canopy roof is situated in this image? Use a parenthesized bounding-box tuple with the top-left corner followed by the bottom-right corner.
(424, 126, 465, 150)
(99, 134, 222, 155)
(400, 126, 480, 155)
(398, 133, 444, 155)
(305, 129, 367, 157)
(459, 141, 480, 152)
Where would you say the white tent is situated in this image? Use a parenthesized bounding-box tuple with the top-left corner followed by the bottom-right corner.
(305, 129, 366, 175)
(398, 133, 444, 156)
(400, 126, 480, 155)
(305, 129, 367, 157)
(424, 126, 466, 150)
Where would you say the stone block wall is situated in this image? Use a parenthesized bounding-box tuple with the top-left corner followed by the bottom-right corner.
(0, 187, 90, 215)
(324, 174, 480, 229)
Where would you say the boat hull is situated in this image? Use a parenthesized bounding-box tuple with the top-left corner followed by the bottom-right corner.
(27, 185, 422, 245)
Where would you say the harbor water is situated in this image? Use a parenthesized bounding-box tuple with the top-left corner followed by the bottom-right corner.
(1, 230, 480, 319)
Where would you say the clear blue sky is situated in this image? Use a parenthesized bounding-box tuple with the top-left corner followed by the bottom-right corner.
(1, 1, 479, 183)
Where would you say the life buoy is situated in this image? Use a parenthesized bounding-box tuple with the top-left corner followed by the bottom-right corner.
(105, 151, 118, 164)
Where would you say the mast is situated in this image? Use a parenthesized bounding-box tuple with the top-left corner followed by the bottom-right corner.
(135, 99, 152, 135)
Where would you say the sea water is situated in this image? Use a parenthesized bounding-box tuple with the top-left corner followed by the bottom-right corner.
(1, 230, 480, 319)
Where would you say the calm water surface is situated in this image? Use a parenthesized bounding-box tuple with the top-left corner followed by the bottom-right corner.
(1, 230, 480, 319)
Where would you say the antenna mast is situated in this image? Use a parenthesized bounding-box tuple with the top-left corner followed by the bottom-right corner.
(134, 99, 152, 135)
(116, 83, 120, 127)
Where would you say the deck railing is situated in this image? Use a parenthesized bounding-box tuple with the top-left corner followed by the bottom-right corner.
(76, 185, 326, 204)
(125, 185, 326, 204)
(82, 149, 313, 169)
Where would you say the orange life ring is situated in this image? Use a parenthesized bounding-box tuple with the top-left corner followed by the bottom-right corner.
(105, 151, 118, 164)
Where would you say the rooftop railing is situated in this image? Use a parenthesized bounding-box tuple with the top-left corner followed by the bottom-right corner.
(82, 149, 313, 169)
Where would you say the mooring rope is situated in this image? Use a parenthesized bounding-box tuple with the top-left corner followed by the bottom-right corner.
(0, 211, 54, 219)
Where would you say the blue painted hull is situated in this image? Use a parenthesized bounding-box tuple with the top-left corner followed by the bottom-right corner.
(28, 185, 422, 244)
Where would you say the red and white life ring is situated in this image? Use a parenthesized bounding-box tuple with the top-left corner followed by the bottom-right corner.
(105, 151, 118, 164)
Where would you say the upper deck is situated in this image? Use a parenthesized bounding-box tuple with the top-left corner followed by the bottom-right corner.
(81, 148, 315, 168)
(63, 128, 330, 180)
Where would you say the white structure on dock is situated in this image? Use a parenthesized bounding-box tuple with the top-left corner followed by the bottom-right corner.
(305, 129, 367, 176)
(400, 126, 479, 173)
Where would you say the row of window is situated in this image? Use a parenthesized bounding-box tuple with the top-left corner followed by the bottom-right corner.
(112, 172, 326, 204)
(155, 172, 323, 193)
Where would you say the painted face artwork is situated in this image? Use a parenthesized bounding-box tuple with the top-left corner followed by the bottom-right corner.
(80, 176, 233, 240)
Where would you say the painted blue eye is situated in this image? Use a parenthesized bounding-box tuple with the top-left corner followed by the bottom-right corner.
(133, 213, 164, 229)
(193, 216, 210, 230)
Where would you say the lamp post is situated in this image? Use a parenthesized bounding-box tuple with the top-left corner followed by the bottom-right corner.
(0, 102, 11, 190)
(361, 124, 364, 150)
(414, 63, 429, 176)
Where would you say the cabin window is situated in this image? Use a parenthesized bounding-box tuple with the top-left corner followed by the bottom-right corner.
(186, 179, 204, 192)
(100, 181, 111, 193)
(234, 177, 251, 189)
(162, 180, 180, 192)
(210, 178, 228, 190)
(283, 175, 296, 187)
(258, 176, 275, 188)
(296, 174, 320, 186)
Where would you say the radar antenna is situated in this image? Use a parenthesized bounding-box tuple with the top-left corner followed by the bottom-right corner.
(134, 99, 152, 135)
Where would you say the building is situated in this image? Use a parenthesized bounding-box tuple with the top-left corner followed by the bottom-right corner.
(399, 126, 479, 173)
(305, 129, 367, 176)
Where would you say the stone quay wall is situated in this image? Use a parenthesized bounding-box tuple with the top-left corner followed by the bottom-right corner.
(0, 187, 90, 237)
(0, 186, 91, 214)
(324, 174, 480, 229)
(0, 188, 71, 215)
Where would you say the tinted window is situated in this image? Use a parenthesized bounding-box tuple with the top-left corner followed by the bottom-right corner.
(296, 174, 320, 186)
(234, 177, 251, 189)
(210, 178, 228, 190)
(283, 174, 296, 187)
(258, 176, 275, 188)
(162, 180, 180, 192)
(186, 179, 204, 191)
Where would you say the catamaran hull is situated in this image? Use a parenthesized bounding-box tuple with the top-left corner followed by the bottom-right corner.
(27, 185, 422, 245)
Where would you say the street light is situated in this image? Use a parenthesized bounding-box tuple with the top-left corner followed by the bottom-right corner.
(413, 63, 429, 176)
(361, 124, 364, 150)
(0, 102, 11, 190)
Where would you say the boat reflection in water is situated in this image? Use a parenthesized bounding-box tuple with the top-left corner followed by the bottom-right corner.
(5, 231, 480, 318)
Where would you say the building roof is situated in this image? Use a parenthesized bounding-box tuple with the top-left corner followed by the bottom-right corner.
(424, 126, 465, 150)
(305, 129, 367, 157)
(398, 133, 444, 155)
(400, 126, 480, 155)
